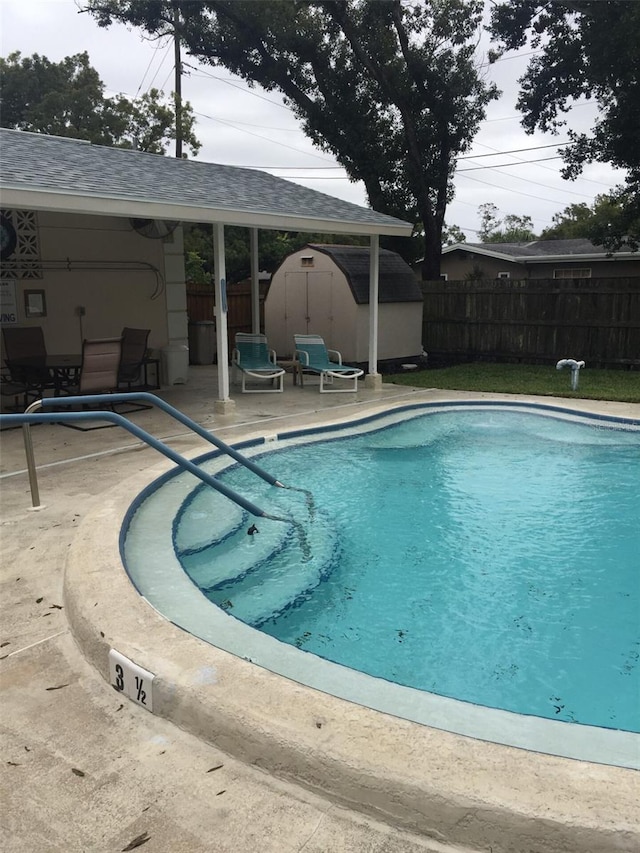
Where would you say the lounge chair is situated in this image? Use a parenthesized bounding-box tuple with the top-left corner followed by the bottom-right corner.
(293, 334, 363, 393)
(232, 333, 285, 393)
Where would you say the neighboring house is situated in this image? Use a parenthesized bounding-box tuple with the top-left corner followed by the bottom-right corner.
(265, 244, 424, 366)
(439, 239, 639, 280)
(0, 129, 412, 407)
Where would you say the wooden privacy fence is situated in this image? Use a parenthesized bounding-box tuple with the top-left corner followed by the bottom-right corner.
(186, 279, 269, 359)
(421, 278, 640, 368)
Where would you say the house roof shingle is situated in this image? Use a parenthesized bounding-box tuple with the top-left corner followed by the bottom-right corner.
(442, 238, 637, 262)
(0, 129, 413, 237)
(307, 243, 423, 304)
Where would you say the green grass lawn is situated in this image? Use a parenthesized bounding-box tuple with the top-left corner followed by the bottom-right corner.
(384, 362, 640, 403)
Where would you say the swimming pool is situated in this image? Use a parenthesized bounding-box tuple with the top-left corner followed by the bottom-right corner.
(123, 401, 640, 767)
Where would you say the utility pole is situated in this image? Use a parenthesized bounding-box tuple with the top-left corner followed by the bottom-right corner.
(173, 4, 183, 158)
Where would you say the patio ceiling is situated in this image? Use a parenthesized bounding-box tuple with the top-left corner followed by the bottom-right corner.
(0, 129, 413, 237)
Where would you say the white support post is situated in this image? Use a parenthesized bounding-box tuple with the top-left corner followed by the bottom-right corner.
(213, 223, 234, 413)
(250, 228, 260, 334)
(365, 234, 382, 389)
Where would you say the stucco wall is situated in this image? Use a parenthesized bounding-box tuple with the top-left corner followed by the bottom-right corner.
(440, 249, 639, 281)
(440, 254, 524, 280)
(1, 210, 186, 361)
(528, 258, 638, 278)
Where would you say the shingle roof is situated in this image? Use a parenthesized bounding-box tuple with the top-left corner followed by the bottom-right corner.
(0, 129, 413, 237)
(308, 243, 423, 303)
(442, 239, 636, 261)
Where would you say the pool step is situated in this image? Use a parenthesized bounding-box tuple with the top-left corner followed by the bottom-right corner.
(174, 485, 247, 554)
(204, 509, 340, 627)
(179, 516, 293, 589)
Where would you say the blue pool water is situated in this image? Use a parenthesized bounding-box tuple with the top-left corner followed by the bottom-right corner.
(168, 406, 640, 734)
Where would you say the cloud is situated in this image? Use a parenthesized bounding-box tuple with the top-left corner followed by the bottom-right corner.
(0, 0, 623, 236)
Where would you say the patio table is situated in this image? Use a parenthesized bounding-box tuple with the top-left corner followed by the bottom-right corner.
(7, 354, 81, 396)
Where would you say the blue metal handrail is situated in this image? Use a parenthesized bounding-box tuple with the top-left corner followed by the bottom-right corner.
(39, 392, 283, 486)
(0, 393, 285, 516)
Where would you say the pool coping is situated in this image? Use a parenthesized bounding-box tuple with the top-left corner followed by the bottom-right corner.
(63, 394, 640, 853)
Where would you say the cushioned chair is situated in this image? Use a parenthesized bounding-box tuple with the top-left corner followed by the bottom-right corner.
(66, 337, 123, 398)
(293, 334, 363, 393)
(118, 327, 151, 390)
(2, 326, 54, 401)
(232, 332, 285, 393)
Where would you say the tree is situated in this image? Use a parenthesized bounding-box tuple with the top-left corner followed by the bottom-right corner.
(85, 0, 498, 278)
(477, 203, 537, 243)
(541, 193, 632, 242)
(0, 50, 200, 156)
(183, 223, 367, 284)
(488, 1, 640, 251)
(442, 223, 467, 246)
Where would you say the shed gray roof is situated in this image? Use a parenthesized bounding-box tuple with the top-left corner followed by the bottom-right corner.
(308, 244, 423, 304)
(0, 129, 413, 237)
(442, 239, 637, 262)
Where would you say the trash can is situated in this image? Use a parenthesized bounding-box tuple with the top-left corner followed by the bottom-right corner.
(188, 320, 216, 364)
(161, 343, 189, 385)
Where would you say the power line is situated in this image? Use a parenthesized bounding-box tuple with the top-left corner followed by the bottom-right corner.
(144, 43, 171, 92)
(469, 140, 617, 190)
(458, 142, 569, 160)
(185, 63, 291, 110)
(193, 110, 336, 164)
(457, 156, 562, 171)
(135, 39, 171, 97)
(455, 171, 586, 206)
(271, 156, 563, 178)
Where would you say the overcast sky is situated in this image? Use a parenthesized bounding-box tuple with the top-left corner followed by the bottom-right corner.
(0, 0, 626, 240)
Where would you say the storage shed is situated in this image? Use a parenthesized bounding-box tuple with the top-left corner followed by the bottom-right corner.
(265, 244, 424, 367)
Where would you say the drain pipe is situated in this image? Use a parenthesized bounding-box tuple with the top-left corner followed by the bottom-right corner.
(556, 358, 585, 391)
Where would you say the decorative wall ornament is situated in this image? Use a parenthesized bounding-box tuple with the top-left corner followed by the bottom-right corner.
(0, 209, 42, 279)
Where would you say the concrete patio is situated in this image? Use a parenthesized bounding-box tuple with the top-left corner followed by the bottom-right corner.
(1, 366, 639, 853)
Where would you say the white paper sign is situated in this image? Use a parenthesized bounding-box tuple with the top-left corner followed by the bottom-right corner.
(0, 280, 18, 325)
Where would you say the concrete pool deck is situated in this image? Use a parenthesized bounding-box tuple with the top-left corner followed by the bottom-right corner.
(1, 366, 639, 852)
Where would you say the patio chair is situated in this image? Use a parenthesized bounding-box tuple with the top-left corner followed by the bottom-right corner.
(232, 332, 285, 393)
(118, 327, 151, 390)
(2, 326, 55, 401)
(55, 337, 124, 429)
(1, 375, 30, 411)
(293, 334, 363, 393)
(65, 337, 123, 398)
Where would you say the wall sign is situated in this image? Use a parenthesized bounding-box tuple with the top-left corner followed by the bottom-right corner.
(0, 279, 18, 325)
(108, 649, 155, 712)
(24, 289, 46, 318)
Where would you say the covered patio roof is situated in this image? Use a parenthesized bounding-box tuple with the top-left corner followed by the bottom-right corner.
(0, 128, 413, 237)
(1, 128, 414, 411)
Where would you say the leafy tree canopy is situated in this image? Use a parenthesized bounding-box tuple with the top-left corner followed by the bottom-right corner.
(0, 50, 200, 156)
(477, 203, 537, 243)
(84, 0, 498, 278)
(541, 192, 640, 250)
(488, 0, 640, 251)
(442, 223, 467, 246)
(184, 224, 367, 284)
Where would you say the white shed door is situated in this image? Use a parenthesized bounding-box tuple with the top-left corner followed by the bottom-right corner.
(283, 271, 334, 347)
